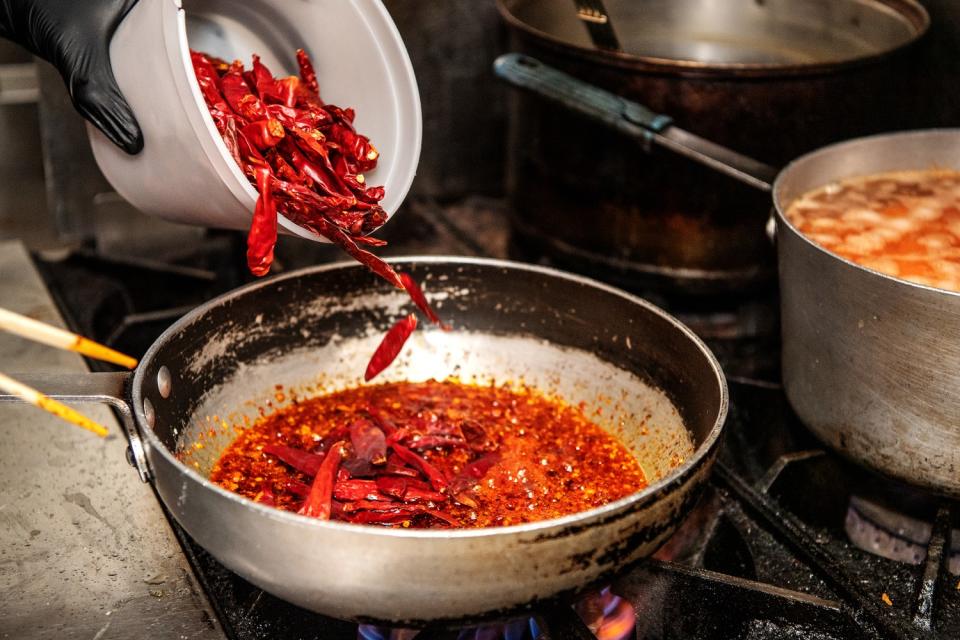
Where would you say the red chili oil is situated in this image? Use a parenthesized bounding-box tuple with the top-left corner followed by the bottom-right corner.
(210, 380, 647, 528)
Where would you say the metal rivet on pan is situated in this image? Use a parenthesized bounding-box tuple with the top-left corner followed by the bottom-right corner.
(143, 398, 156, 428)
(157, 366, 172, 399)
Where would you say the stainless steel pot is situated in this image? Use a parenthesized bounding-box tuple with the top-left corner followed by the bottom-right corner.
(2, 257, 727, 623)
(774, 130, 960, 497)
(495, 57, 960, 495)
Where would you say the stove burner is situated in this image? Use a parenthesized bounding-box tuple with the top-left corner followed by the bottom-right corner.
(355, 591, 632, 640)
(358, 618, 541, 640)
(460, 619, 541, 640)
(358, 626, 419, 640)
(846, 496, 960, 575)
(574, 589, 635, 640)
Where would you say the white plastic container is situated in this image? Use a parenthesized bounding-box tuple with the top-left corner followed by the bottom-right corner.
(88, 0, 421, 241)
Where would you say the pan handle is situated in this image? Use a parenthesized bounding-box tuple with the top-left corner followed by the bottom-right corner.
(0, 372, 152, 483)
(493, 53, 779, 192)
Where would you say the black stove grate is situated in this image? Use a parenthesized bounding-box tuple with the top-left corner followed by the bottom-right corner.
(33, 197, 959, 640)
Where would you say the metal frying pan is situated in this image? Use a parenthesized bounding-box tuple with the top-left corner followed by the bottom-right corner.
(4, 257, 726, 623)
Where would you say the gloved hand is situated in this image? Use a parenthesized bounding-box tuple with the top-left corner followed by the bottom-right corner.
(0, 0, 143, 153)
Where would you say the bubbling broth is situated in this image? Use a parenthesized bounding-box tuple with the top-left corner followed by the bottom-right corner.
(785, 169, 960, 292)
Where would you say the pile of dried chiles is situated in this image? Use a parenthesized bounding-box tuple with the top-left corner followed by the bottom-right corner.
(191, 48, 387, 279)
(192, 48, 438, 380)
(210, 381, 648, 528)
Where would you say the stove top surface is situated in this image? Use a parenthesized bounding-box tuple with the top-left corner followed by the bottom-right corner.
(32, 197, 959, 640)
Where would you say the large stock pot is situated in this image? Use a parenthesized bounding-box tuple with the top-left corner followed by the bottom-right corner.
(774, 130, 960, 497)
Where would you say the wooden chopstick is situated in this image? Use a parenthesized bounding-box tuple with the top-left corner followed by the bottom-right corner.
(0, 372, 109, 437)
(0, 307, 138, 369)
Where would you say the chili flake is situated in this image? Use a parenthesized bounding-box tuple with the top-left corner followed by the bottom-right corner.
(209, 380, 647, 528)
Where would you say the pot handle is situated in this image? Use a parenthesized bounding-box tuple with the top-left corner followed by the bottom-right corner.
(0, 372, 152, 483)
(493, 53, 779, 192)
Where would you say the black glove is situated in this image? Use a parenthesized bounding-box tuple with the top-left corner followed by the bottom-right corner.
(0, 0, 143, 154)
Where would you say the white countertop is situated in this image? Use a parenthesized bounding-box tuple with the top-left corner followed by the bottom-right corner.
(0, 240, 224, 640)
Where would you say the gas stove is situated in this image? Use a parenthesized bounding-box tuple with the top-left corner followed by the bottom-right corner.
(32, 196, 959, 640)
